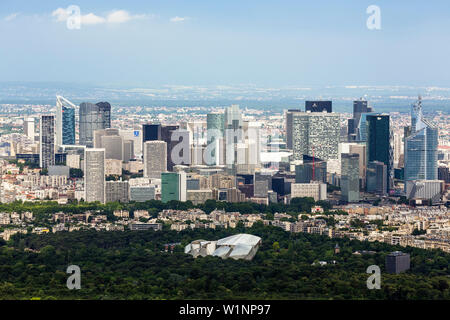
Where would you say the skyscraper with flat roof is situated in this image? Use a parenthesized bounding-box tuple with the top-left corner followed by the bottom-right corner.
(84, 148, 105, 203)
(142, 124, 161, 143)
(366, 114, 393, 191)
(385, 251, 410, 274)
(207, 112, 225, 165)
(305, 101, 332, 113)
(24, 117, 35, 141)
(292, 112, 340, 161)
(161, 171, 186, 203)
(366, 161, 387, 195)
(39, 115, 55, 169)
(79, 102, 111, 147)
(144, 141, 167, 179)
(295, 156, 327, 184)
(142, 124, 181, 171)
(341, 153, 360, 203)
(285, 109, 302, 150)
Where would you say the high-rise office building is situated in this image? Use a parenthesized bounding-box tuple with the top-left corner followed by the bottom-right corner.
(366, 114, 393, 191)
(385, 251, 410, 274)
(254, 172, 272, 198)
(56, 96, 76, 146)
(142, 124, 161, 143)
(79, 102, 111, 147)
(143, 141, 167, 179)
(39, 115, 55, 169)
(357, 112, 378, 142)
(94, 128, 120, 148)
(225, 104, 243, 129)
(292, 112, 340, 161)
(142, 124, 181, 171)
(305, 101, 332, 113)
(102, 136, 124, 161)
(405, 180, 442, 204)
(224, 105, 244, 174)
(119, 129, 141, 158)
(105, 180, 129, 203)
(84, 148, 105, 203)
(438, 166, 449, 183)
(207, 112, 225, 165)
(130, 185, 156, 202)
(123, 140, 134, 162)
(348, 143, 367, 189)
(23, 117, 35, 141)
(291, 182, 327, 201)
(285, 109, 302, 150)
(207, 112, 225, 144)
(161, 171, 187, 203)
(93, 128, 123, 161)
(347, 98, 373, 141)
(341, 153, 360, 202)
(404, 97, 438, 184)
(366, 161, 387, 195)
(295, 155, 327, 184)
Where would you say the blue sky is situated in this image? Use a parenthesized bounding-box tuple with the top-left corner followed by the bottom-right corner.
(1, 0, 450, 87)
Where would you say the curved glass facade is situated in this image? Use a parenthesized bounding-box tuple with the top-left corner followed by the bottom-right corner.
(405, 100, 438, 183)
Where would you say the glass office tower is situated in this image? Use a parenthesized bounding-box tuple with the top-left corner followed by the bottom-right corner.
(56, 96, 76, 146)
(79, 102, 111, 147)
(366, 114, 393, 191)
(405, 97, 438, 183)
(39, 115, 55, 169)
(341, 153, 360, 202)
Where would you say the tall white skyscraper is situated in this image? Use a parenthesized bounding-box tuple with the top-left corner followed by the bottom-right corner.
(23, 117, 35, 141)
(84, 148, 106, 203)
(144, 141, 167, 179)
(393, 132, 404, 168)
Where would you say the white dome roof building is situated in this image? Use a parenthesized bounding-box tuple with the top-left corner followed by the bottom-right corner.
(184, 234, 262, 261)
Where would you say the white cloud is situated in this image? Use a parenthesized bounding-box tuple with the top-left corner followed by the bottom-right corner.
(170, 16, 189, 23)
(52, 8, 70, 22)
(52, 7, 148, 26)
(81, 13, 106, 25)
(4, 13, 19, 22)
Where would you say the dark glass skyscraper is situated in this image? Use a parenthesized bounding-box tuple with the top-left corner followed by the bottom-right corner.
(62, 106, 75, 145)
(79, 102, 111, 147)
(295, 155, 327, 184)
(348, 98, 373, 141)
(305, 101, 332, 113)
(366, 161, 388, 195)
(142, 124, 161, 143)
(366, 114, 393, 191)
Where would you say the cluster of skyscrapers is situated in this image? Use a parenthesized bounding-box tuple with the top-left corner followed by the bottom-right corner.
(33, 94, 441, 206)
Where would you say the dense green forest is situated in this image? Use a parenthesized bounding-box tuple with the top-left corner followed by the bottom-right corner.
(0, 223, 449, 300)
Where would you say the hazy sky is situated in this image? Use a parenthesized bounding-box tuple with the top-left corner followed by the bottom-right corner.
(1, 0, 450, 87)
